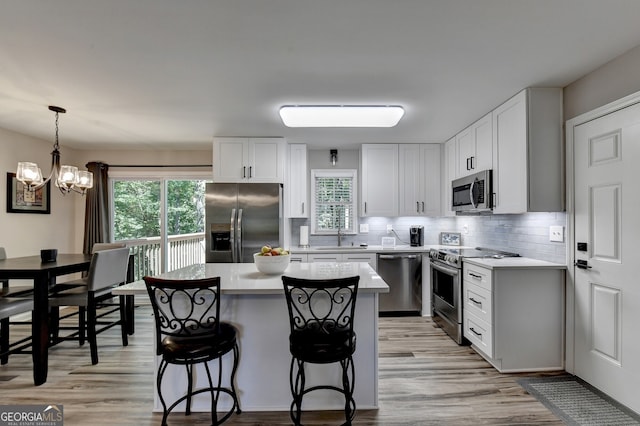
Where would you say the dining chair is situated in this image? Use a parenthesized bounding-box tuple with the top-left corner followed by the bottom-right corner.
(48, 247, 130, 365)
(0, 295, 33, 364)
(0, 247, 34, 297)
(282, 275, 360, 426)
(144, 276, 241, 426)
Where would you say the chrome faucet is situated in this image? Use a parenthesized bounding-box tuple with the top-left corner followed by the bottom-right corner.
(337, 228, 343, 247)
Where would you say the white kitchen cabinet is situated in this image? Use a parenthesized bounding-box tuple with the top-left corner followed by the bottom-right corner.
(398, 144, 441, 217)
(286, 144, 308, 218)
(290, 253, 308, 263)
(361, 144, 398, 217)
(442, 137, 456, 216)
(456, 113, 492, 178)
(462, 261, 564, 372)
(491, 88, 563, 213)
(306, 252, 377, 271)
(213, 137, 285, 183)
(343, 252, 377, 271)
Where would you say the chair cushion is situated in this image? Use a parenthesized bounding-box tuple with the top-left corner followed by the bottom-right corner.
(290, 327, 356, 364)
(0, 297, 34, 320)
(160, 322, 238, 364)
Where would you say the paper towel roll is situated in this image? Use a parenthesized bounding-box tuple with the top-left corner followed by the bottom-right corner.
(299, 226, 309, 246)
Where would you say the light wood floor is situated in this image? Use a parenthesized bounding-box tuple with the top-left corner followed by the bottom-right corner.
(1, 305, 566, 425)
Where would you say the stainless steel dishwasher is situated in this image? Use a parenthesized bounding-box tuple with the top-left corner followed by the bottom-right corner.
(376, 253, 422, 315)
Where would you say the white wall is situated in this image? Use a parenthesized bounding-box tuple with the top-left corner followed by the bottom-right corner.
(0, 127, 83, 256)
(565, 44, 640, 120)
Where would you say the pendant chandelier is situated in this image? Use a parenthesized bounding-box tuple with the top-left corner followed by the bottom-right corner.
(16, 106, 93, 195)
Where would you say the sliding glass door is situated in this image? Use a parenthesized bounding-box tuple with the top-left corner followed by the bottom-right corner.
(111, 178, 206, 279)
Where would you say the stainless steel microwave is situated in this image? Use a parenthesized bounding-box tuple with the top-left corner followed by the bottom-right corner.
(452, 169, 492, 213)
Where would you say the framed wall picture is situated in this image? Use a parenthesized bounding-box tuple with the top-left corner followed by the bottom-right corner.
(6, 172, 51, 214)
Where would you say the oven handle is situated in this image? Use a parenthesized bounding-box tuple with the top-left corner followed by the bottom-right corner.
(430, 260, 460, 277)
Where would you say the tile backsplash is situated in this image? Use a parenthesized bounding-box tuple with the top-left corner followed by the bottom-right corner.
(290, 212, 567, 264)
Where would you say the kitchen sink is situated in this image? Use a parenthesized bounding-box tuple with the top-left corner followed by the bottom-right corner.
(314, 246, 368, 250)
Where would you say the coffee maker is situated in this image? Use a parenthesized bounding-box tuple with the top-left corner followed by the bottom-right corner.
(410, 225, 424, 247)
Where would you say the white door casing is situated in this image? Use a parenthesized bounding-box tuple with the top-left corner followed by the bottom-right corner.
(569, 97, 640, 414)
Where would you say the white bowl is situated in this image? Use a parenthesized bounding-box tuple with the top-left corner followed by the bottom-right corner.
(253, 253, 291, 274)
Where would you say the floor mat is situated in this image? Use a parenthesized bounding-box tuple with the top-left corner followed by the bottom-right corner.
(517, 375, 640, 426)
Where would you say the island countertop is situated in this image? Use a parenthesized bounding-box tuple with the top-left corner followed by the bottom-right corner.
(116, 261, 388, 412)
(114, 261, 389, 295)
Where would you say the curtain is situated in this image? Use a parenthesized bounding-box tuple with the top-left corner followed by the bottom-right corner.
(82, 162, 110, 255)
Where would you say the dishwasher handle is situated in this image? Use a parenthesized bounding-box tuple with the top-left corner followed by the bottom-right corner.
(378, 254, 419, 260)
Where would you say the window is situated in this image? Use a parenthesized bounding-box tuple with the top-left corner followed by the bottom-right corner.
(311, 169, 357, 234)
(110, 174, 207, 279)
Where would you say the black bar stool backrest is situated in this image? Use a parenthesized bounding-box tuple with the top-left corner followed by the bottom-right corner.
(144, 276, 222, 356)
(282, 275, 359, 361)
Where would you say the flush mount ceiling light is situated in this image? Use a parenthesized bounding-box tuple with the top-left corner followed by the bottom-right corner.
(279, 105, 405, 128)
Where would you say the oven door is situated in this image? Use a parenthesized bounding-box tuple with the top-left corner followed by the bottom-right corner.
(430, 260, 461, 325)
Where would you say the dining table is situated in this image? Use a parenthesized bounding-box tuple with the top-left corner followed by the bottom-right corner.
(0, 253, 92, 385)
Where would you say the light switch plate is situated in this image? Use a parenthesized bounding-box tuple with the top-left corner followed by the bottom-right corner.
(359, 223, 369, 233)
(549, 226, 564, 242)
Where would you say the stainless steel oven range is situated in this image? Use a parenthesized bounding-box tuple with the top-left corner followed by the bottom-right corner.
(428, 247, 519, 344)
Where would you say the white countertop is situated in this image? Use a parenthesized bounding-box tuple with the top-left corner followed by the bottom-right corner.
(463, 257, 567, 270)
(113, 262, 389, 295)
(293, 244, 460, 254)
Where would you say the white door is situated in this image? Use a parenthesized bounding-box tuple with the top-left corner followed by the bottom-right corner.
(573, 102, 640, 413)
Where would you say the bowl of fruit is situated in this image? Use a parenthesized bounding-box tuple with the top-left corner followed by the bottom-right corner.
(253, 245, 291, 274)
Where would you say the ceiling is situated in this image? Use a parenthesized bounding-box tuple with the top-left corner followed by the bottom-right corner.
(2, 0, 640, 151)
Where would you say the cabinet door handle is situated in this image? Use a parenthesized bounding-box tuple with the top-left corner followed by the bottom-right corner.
(416, 201, 420, 213)
(469, 272, 482, 279)
(466, 157, 471, 171)
(421, 201, 425, 212)
(470, 156, 475, 170)
(249, 166, 252, 178)
(364, 202, 367, 214)
(469, 327, 482, 337)
(243, 166, 246, 179)
(301, 202, 304, 214)
(469, 297, 482, 307)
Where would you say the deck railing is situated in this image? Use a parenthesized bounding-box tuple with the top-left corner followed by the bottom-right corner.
(120, 232, 205, 281)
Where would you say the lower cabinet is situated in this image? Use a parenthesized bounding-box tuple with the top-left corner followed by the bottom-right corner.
(302, 252, 377, 271)
(462, 262, 564, 372)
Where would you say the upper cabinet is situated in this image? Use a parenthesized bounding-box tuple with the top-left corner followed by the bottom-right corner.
(286, 144, 308, 218)
(361, 143, 441, 217)
(456, 112, 493, 178)
(398, 144, 441, 216)
(442, 137, 457, 216)
(361, 144, 399, 217)
(213, 137, 285, 183)
(491, 88, 563, 213)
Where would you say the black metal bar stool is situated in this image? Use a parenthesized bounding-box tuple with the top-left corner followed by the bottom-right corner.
(282, 275, 360, 426)
(144, 276, 241, 426)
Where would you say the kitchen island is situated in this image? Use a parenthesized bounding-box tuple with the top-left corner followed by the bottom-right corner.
(114, 262, 389, 413)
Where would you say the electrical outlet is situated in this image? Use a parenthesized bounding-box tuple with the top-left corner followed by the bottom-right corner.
(549, 226, 564, 242)
(462, 224, 469, 234)
(359, 223, 369, 233)
(386, 224, 393, 233)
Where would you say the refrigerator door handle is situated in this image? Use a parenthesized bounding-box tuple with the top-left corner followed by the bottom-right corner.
(237, 208, 243, 262)
(230, 208, 236, 263)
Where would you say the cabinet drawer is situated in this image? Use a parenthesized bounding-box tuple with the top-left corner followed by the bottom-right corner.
(464, 281, 492, 324)
(464, 311, 493, 358)
(463, 264, 492, 291)
(308, 254, 341, 262)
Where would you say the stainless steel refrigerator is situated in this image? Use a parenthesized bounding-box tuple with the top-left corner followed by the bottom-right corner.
(205, 183, 283, 263)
